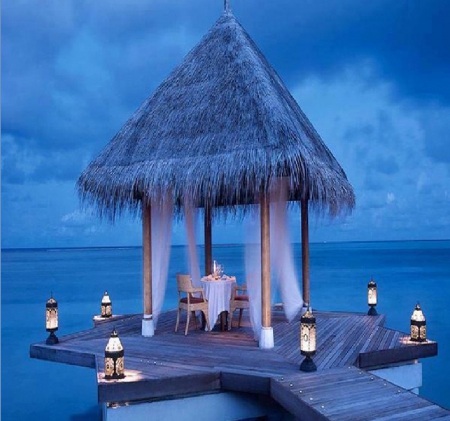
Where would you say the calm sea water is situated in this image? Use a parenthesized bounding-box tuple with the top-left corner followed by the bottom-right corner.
(2, 241, 450, 420)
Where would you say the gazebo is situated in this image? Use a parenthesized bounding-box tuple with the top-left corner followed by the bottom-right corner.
(77, 2, 355, 349)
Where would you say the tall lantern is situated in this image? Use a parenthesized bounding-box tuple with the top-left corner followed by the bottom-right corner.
(410, 303, 426, 342)
(300, 308, 317, 372)
(104, 329, 125, 380)
(101, 291, 112, 318)
(45, 295, 59, 345)
(367, 279, 378, 316)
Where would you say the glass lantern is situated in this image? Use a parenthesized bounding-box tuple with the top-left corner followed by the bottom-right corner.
(101, 291, 112, 318)
(367, 279, 378, 316)
(45, 295, 59, 345)
(104, 329, 125, 379)
(410, 303, 426, 342)
(300, 308, 317, 372)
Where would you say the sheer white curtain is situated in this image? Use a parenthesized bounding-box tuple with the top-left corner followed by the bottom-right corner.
(271, 179, 303, 321)
(245, 213, 262, 340)
(151, 195, 174, 328)
(245, 180, 303, 338)
(184, 199, 201, 287)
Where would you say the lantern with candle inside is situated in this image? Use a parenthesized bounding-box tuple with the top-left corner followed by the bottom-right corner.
(104, 329, 125, 379)
(410, 303, 426, 342)
(299, 308, 317, 372)
(45, 295, 59, 345)
(367, 279, 378, 316)
(101, 291, 112, 318)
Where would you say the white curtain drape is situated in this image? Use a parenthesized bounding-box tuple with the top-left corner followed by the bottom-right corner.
(184, 200, 201, 287)
(245, 214, 262, 340)
(151, 195, 174, 328)
(271, 179, 303, 321)
(245, 180, 303, 338)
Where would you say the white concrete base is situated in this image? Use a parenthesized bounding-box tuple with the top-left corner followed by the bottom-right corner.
(369, 361, 422, 394)
(141, 315, 154, 337)
(103, 391, 289, 421)
(259, 326, 274, 349)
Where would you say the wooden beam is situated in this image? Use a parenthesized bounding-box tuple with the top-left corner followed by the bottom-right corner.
(357, 342, 438, 369)
(142, 202, 152, 316)
(204, 205, 212, 275)
(260, 188, 271, 328)
(301, 197, 310, 307)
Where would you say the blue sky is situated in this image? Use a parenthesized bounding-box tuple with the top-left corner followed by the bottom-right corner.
(2, 0, 450, 248)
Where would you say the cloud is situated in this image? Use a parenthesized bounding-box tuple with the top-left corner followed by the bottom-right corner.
(1, 133, 89, 184)
(292, 61, 450, 240)
(418, 106, 450, 164)
(243, 0, 450, 106)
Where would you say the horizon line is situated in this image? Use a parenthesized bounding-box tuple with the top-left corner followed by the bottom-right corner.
(2, 238, 449, 252)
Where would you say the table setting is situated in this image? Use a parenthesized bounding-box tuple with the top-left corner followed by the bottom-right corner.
(200, 261, 236, 330)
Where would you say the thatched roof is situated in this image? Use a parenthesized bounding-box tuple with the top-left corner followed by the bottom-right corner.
(78, 9, 355, 218)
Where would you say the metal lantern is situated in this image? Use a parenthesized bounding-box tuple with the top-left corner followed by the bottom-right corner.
(104, 329, 125, 380)
(45, 295, 59, 345)
(410, 303, 426, 342)
(300, 307, 317, 372)
(101, 291, 112, 318)
(367, 279, 378, 316)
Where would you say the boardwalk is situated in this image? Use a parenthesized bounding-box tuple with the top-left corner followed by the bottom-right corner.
(31, 309, 448, 420)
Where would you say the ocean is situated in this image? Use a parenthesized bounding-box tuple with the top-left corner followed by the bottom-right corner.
(2, 241, 450, 420)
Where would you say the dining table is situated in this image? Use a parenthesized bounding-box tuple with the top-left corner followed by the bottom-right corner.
(200, 275, 236, 331)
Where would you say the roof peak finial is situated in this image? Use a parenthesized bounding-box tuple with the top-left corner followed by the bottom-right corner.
(224, 0, 230, 12)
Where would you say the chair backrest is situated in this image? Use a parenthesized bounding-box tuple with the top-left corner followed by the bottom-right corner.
(232, 283, 247, 299)
(176, 273, 193, 293)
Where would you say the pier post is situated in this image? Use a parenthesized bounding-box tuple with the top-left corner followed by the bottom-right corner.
(204, 204, 213, 275)
(301, 197, 310, 309)
(142, 201, 154, 337)
(260, 186, 274, 349)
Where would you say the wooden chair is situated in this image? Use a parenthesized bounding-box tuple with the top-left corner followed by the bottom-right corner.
(175, 274, 210, 335)
(228, 284, 249, 329)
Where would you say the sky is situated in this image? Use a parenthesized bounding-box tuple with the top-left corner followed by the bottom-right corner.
(2, 0, 450, 248)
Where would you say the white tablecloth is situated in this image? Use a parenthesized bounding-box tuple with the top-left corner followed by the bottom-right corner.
(200, 276, 236, 330)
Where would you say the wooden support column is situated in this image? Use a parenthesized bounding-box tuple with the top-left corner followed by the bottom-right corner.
(301, 197, 310, 308)
(260, 187, 274, 348)
(204, 205, 212, 275)
(142, 201, 154, 336)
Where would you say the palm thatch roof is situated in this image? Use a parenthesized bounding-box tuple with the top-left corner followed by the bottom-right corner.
(77, 8, 355, 218)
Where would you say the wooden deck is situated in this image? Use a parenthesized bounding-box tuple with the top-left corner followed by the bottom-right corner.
(30, 309, 448, 420)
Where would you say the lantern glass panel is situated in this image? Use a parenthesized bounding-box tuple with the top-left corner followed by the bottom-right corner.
(410, 303, 426, 342)
(46, 298, 58, 331)
(301, 323, 316, 353)
(116, 356, 125, 376)
(368, 281, 377, 306)
(105, 357, 115, 378)
(300, 309, 316, 355)
(101, 292, 112, 317)
(410, 324, 419, 341)
(420, 325, 427, 341)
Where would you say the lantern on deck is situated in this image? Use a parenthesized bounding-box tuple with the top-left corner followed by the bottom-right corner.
(101, 291, 112, 318)
(45, 295, 59, 345)
(300, 308, 317, 372)
(104, 329, 125, 379)
(367, 279, 378, 316)
(410, 303, 426, 342)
